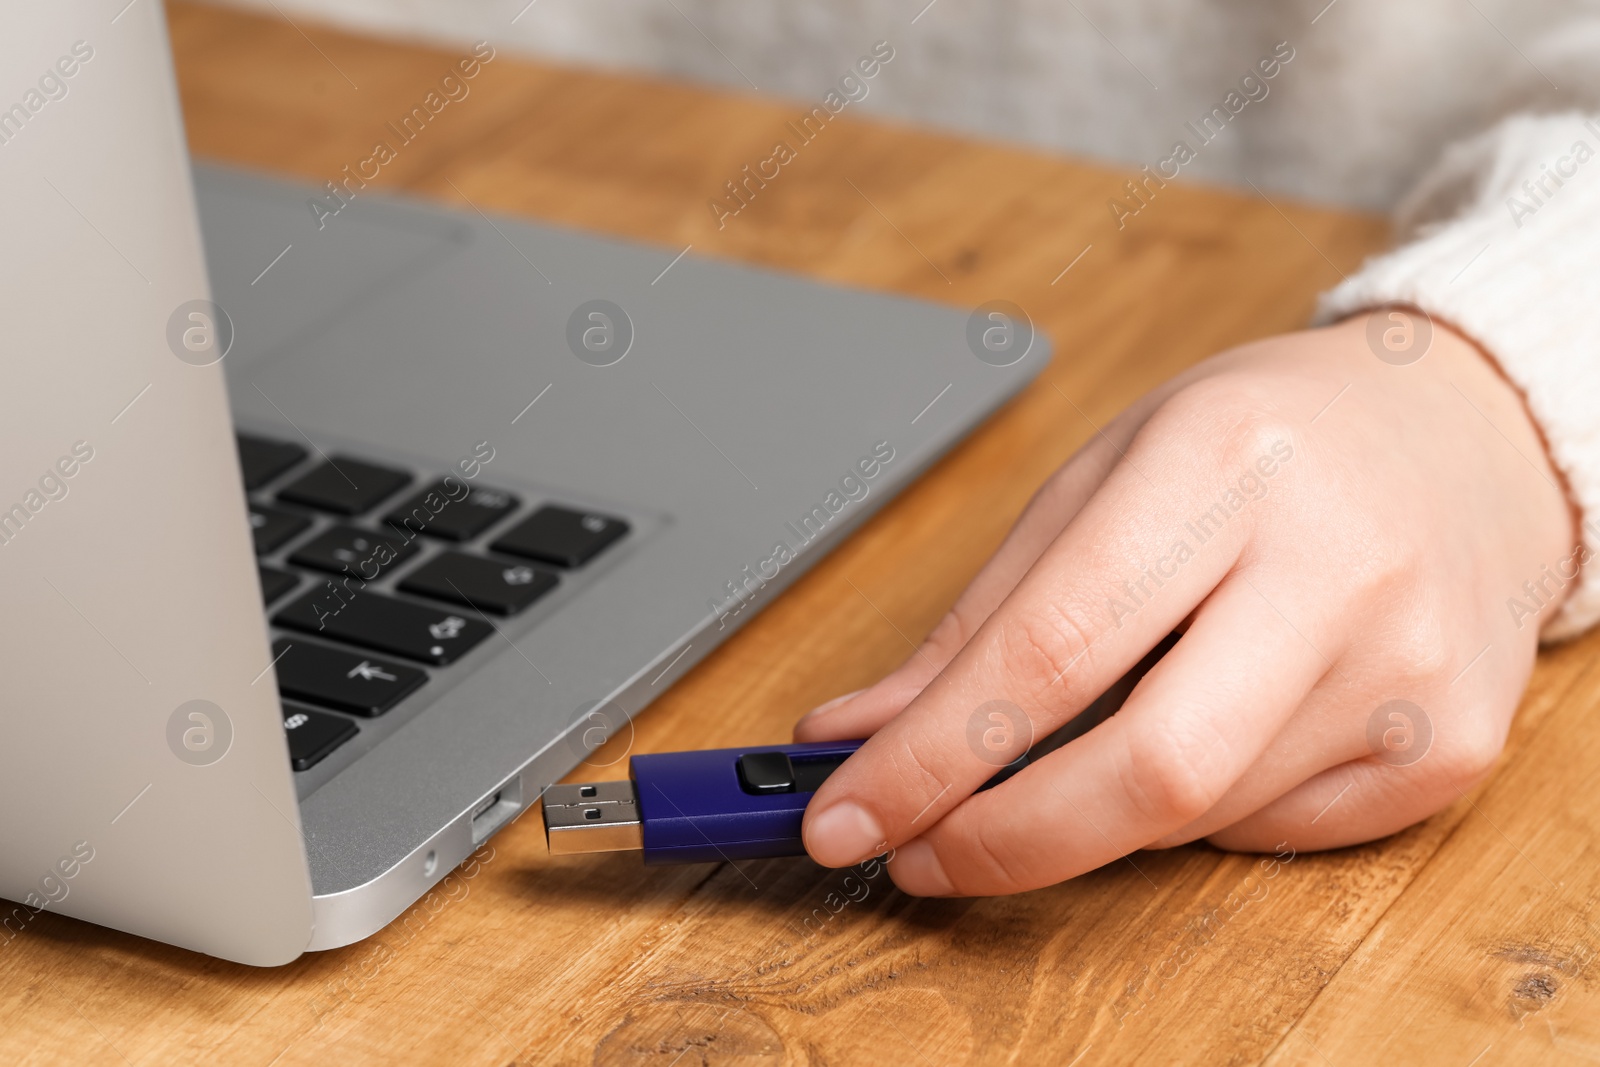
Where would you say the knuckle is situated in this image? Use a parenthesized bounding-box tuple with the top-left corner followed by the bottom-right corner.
(1216, 415, 1298, 476)
(964, 822, 1033, 892)
(1394, 616, 1453, 685)
(1153, 377, 1299, 472)
(994, 602, 1097, 694)
(1120, 719, 1233, 827)
(1339, 537, 1416, 603)
(1436, 716, 1504, 782)
(886, 735, 954, 811)
(921, 610, 972, 666)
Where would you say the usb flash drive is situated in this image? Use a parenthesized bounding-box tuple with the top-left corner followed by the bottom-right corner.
(541, 738, 1030, 864)
(544, 633, 1179, 864)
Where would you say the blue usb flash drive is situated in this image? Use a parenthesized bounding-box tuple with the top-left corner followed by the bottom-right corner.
(542, 740, 865, 864)
(543, 634, 1177, 864)
(541, 739, 1030, 864)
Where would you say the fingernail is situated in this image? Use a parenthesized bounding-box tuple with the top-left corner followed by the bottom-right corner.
(892, 838, 954, 896)
(800, 688, 864, 721)
(804, 801, 885, 867)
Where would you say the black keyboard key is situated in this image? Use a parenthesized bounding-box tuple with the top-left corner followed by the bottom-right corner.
(258, 566, 299, 605)
(282, 703, 359, 770)
(237, 434, 306, 491)
(275, 590, 491, 665)
(383, 481, 519, 542)
(288, 525, 419, 579)
(399, 552, 558, 616)
(278, 457, 411, 516)
(270, 638, 426, 716)
(249, 504, 311, 555)
(491, 505, 628, 567)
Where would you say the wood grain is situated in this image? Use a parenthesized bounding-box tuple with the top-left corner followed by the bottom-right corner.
(4, 3, 1594, 1064)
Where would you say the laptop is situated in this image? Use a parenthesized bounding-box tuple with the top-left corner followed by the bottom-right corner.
(0, 3, 1042, 964)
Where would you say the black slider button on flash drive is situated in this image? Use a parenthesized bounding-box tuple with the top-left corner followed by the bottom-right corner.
(735, 751, 797, 794)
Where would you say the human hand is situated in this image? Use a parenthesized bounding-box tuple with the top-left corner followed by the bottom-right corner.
(795, 312, 1575, 895)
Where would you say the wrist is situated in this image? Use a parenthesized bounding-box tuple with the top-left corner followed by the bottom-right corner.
(1337, 309, 1579, 607)
(1429, 316, 1576, 549)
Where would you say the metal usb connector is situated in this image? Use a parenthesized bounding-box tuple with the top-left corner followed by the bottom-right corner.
(542, 780, 643, 855)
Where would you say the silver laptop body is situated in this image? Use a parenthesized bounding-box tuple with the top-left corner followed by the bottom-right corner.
(0, 2, 1042, 964)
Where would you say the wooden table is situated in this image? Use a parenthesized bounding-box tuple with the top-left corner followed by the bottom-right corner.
(9, 4, 1599, 1063)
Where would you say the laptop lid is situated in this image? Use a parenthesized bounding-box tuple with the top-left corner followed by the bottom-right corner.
(0, 2, 312, 964)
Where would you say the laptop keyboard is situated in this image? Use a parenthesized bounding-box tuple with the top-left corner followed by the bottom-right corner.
(237, 433, 630, 774)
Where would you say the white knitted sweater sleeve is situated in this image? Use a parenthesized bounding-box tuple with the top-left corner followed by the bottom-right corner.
(1315, 111, 1600, 641)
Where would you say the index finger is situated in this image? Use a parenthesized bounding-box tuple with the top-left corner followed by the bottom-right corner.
(801, 412, 1265, 867)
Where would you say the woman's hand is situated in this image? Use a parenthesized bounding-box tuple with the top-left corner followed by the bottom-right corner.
(795, 312, 1575, 896)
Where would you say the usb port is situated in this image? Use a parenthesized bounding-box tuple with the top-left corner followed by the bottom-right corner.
(469, 774, 524, 844)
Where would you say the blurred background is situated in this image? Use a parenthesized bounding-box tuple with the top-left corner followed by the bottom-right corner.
(205, 0, 1600, 210)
